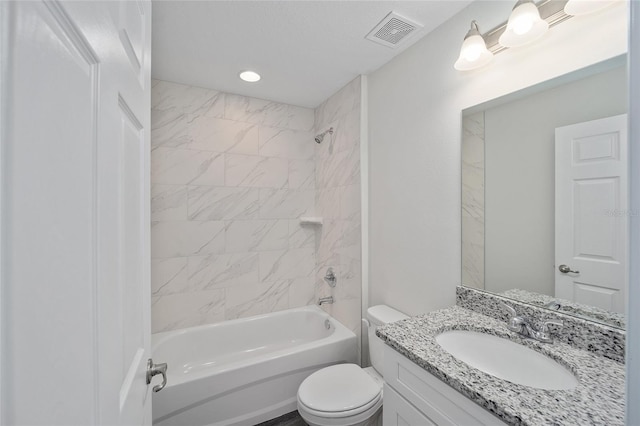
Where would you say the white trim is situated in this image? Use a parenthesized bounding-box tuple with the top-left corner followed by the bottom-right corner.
(0, 3, 5, 423)
(0, 2, 10, 422)
(360, 75, 369, 366)
(627, 0, 640, 423)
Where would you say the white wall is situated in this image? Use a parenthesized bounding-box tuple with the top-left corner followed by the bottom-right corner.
(484, 66, 627, 295)
(368, 1, 627, 316)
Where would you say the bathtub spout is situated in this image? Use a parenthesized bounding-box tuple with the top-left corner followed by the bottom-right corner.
(318, 296, 334, 306)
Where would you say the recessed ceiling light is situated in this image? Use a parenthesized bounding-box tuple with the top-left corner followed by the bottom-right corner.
(239, 70, 261, 82)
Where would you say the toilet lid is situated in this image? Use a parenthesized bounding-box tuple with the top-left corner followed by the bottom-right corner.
(298, 364, 382, 413)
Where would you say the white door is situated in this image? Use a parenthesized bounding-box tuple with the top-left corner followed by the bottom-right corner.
(1, 1, 156, 424)
(555, 114, 628, 313)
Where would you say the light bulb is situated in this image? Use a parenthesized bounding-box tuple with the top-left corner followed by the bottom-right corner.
(499, 1, 549, 48)
(239, 71, 261, 82)
(454, 21, 494, 71)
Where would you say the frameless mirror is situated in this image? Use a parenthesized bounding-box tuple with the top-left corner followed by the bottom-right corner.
(461, 56, 627, 329)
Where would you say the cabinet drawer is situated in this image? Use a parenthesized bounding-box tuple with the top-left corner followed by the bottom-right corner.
(383, 385, 436, 426)
(384, 346, 506, 426)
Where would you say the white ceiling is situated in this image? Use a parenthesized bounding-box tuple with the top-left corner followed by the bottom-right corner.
(151, 1, 473, 108)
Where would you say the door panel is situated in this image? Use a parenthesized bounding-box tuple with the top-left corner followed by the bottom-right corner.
(1, 1, 152, 424)
(555, 114, 628, 313)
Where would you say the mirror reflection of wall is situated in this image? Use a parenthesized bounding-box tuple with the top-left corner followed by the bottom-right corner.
(462, 61, 627, 326)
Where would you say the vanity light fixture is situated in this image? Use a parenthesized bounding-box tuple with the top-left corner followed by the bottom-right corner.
(564, 0, 619, 16)
(239, 70, 261, 82)
(455, 0, 620, 71)
(499, 0, 549, 47)
(454, 21, 494, 71)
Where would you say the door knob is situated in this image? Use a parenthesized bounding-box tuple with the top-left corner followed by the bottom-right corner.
(558, 264, 579, 274)
(146, 358, 168, 393)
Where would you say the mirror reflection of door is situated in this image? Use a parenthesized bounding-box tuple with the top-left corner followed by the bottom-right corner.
(554, 114, 628, 313)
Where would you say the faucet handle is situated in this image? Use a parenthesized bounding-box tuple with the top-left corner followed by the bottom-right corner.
(541, 319, 564, 333)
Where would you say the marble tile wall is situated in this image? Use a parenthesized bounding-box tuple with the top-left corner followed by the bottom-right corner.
(314, 76, 362, 362)
(461, 112, 485, 289)
(150, 80, 317, 333)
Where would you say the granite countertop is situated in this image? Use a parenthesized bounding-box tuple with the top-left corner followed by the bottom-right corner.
(377, 306, 625, 426)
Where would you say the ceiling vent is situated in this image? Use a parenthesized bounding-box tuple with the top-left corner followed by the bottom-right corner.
(365, 12, 423, 48)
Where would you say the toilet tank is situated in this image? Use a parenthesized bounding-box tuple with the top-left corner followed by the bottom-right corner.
(366, 305, 408, 376)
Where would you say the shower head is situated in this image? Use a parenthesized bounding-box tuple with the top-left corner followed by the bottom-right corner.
(314, 127, 333, 144)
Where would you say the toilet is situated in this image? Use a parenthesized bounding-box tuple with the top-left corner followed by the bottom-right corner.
(297, 305, 408, 426)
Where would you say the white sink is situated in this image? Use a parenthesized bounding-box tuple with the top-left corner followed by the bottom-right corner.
(435, 330, 578, 390)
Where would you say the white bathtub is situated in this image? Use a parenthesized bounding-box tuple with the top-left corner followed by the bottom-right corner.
(151, 305, 357, 426)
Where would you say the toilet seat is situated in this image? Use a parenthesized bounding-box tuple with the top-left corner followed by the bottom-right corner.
(297, 364, 383, 420)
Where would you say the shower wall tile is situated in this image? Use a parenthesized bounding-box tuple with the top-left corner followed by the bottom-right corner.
(151, 257, 189, 297)
(151, 289, 225, 334)
(187, 252, 260, 289)
(151, 80, 317, 333)
(259, 127, 314, 160)
(151, 184, 188, 221)
(224, 220, 289, 253)
(259, 188, 314, 219)
(225, 154, 288, 188)
(288, 277, 316, 307)
(151, 221, 225, 258)
(259, 248, 316, 282)
(151, 147, 225, 186)
(225, 280, 290, 320)
(224, 93, 314, 131)
(187, 186, 260, 221)
(188, 117, 259, 154)
(151, 80, 225, 118)
(314, 76, 363, 364)
(288, 159, 315, 189)
(315, 77, 361, 130)
(288, 220, 316, 249)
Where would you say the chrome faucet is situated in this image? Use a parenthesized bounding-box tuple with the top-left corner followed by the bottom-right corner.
(318, 296, 334, 306)
(500, 302, 563, 343)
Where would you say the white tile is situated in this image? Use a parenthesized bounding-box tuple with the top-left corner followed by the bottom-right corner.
(316, 188, 341, 219)
(331, 107, 361, 153)
(225, 154, 288, 188)
(225, 220, 289, 252)
(259, 127, 314, 160)
(316, 219, 343, 266)
(339, 184, 361, 221)
(152, 79, 225, 118)
(224, 93, 313, 131)
(151, 221, 225, 258)
(151, 147, 224, 186)
(288, 219, 316, 249)
(225, 281, 290, 320)
(316, 146, 360, 189)
(288, 159, 315, 189)
(188, 186, 260, 220)
(259, 248, 315, 282)
(315, 76, 361, 130)
(151, 257, 189, 296)
(151, 289, 225, 333)
(188, 116, 259, 155)
(259, 189, 314, 219)
(288, 277, 316, 307)
(151, 109, 192, 150)
(188, 252, 259, 289)
(151, 184, 188, 221)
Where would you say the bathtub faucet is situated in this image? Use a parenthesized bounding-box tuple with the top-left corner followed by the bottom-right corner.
(318, 296, 334, 306)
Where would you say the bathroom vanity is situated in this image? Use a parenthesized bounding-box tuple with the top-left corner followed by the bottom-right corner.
(377, 301, 625, 425)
